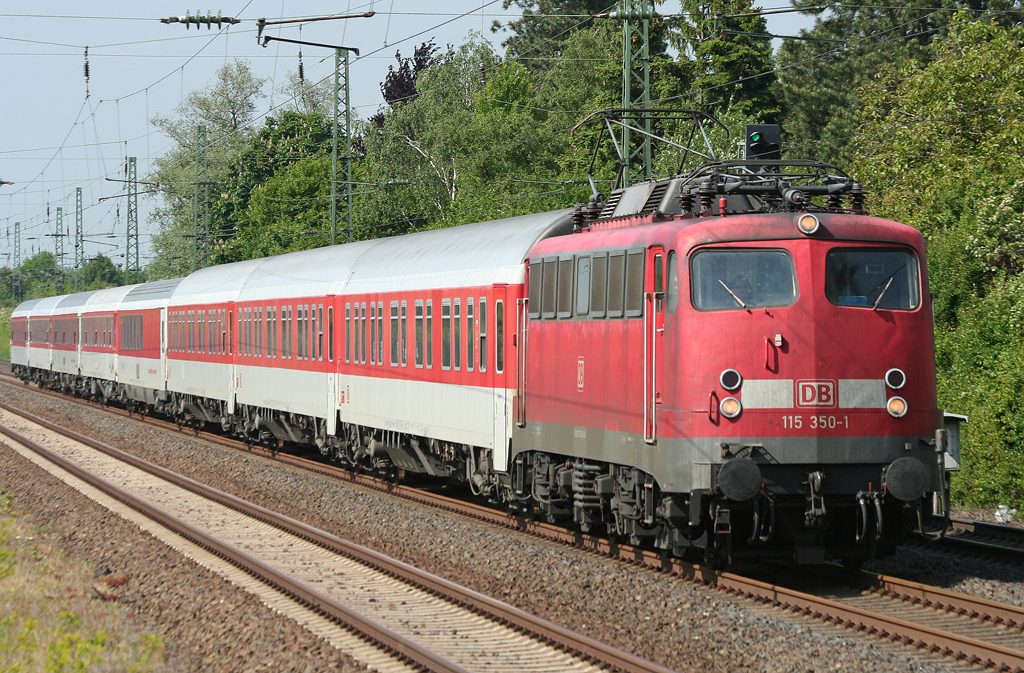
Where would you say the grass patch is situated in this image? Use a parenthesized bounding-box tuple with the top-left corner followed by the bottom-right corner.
(0, 489, 167, 672)
(0, 307, 10, 361)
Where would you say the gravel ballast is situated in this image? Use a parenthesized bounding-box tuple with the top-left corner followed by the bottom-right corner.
(2, 379, 1005, 672)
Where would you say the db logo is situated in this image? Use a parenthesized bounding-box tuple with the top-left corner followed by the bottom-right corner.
(797, 380, 836, 408)
(577, 357, 585, 392)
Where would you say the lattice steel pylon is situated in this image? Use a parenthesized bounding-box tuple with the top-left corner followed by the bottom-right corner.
(75, 187, 84, 291)
(619, 0, 652, 187)
(12, 221, 21, 303)
(597, 1, 654, 188)
(331, 47, 357, 245)
(126, 157, 140, 284)
(192, 126, 209, 271)
(54, 207, 65, 293)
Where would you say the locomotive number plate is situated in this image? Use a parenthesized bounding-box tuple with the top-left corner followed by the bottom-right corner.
(781, 415, 849, 430)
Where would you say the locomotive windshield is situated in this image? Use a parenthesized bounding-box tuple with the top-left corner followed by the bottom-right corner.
(691, 249, 797, 310)
(825, 248, 920, 310)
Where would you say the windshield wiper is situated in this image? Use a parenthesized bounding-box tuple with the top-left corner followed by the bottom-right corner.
(718, 279, 747, 308)
(871, 276, 895, 310)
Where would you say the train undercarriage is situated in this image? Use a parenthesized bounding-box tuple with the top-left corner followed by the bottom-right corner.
(15, 362, 938, 568)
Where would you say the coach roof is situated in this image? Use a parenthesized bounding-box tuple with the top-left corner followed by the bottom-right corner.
(344, 209, 574, 294)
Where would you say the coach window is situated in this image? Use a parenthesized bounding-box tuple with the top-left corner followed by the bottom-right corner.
(575, 256, 591, 316)
(228, 311, 234, 355)
(311, 305, 318, 361)
(666, 253, 679, 313)
(355, 304, 361, 364)
(400, 301, 407, 367)
(280, 307, 287, 359)
(361, 302, 368, 364)
(390, 301, 400, 366)
(557, 257, 574, 318)
(306, 305, 313, 359)
(454, 299, 462, 371)
(300, 306, 308, 360)
(590, 253, 607, 318)
(345, 304, 351, 363)
(466, 298, 474, 372)
(477, 299, 485, 372)
(442, 299, 452, 370)
(353, 303, 360, 363)
(188, 310, 195, 353)
(309, 305, 316, 360)
(625, 251, 644, 318)
(326, 306, 333, 361)
(317, 305, 324, 361)
(258, 307, 264, 357)
(327, 306, 334, 362)
(528, 261, 542, 319)
(426, 299, 433, 369)
(371, 302, 379, 365)
(495, 300, 504, 373)
(414, 301, 424, 367)
(479, 298, 487, 373)
(377, 302, 384, 366)
(541, 258, 557, 319)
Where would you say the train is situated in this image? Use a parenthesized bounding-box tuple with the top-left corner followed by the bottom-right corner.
(9, 129, 963, 567)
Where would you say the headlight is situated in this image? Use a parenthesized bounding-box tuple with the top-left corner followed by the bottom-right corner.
(796, 213, 820, 235)
(720, 397, 742, 418)
(887, 396, 907, 418)
(885, 368, 906, 390)
(720, 368, 742, 391)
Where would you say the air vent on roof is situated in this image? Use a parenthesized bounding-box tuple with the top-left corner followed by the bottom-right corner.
(639, 183, 669, 216)
(599, 191, 623, 219)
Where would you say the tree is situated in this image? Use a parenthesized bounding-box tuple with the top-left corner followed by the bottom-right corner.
(18, 251, 60, 299)
(80, 254, 122, 289)
(666, 0, 779, 119)
(854, 17, 1024, 510)
(210, 110, 333, 263)
(494, 0, 612, 65)
(775, 0, 1017, 165)
(147, 60, 267, 279)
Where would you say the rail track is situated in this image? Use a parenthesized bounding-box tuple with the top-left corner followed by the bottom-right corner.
(3, 373, 1024, 672)
(0, 399, 678, 673)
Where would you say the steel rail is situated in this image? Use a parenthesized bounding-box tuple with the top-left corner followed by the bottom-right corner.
(4, 377, 1024, 671)
(0, 400, 678, 673)
(0, 416, 473, 673)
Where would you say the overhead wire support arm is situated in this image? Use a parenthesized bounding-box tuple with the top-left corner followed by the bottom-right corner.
(255, 13, 374, 246)
(255, 12, 376, 39)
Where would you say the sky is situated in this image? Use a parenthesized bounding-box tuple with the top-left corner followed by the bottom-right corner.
(0, 2, 816, 273)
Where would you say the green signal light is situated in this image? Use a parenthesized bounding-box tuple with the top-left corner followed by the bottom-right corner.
(751, 132, 762, 142)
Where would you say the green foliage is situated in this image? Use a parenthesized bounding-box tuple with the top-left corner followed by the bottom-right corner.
(211, 111, 333, 263)
(854, 17, 1024, 510)
(227, 157, 333, 258)
(494, 0, 610, 63)
(0, 307, 11, 361)
(667, 0, 779, 119)
(147, 60, 266, 279)
(777, 0, 974, 165)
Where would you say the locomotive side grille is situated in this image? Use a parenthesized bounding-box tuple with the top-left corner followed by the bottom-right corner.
(638, 183, 669, 216)
(599, 191, 623, 219)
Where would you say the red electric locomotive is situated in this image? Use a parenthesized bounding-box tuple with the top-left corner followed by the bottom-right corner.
(511, 150, 954, 566)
